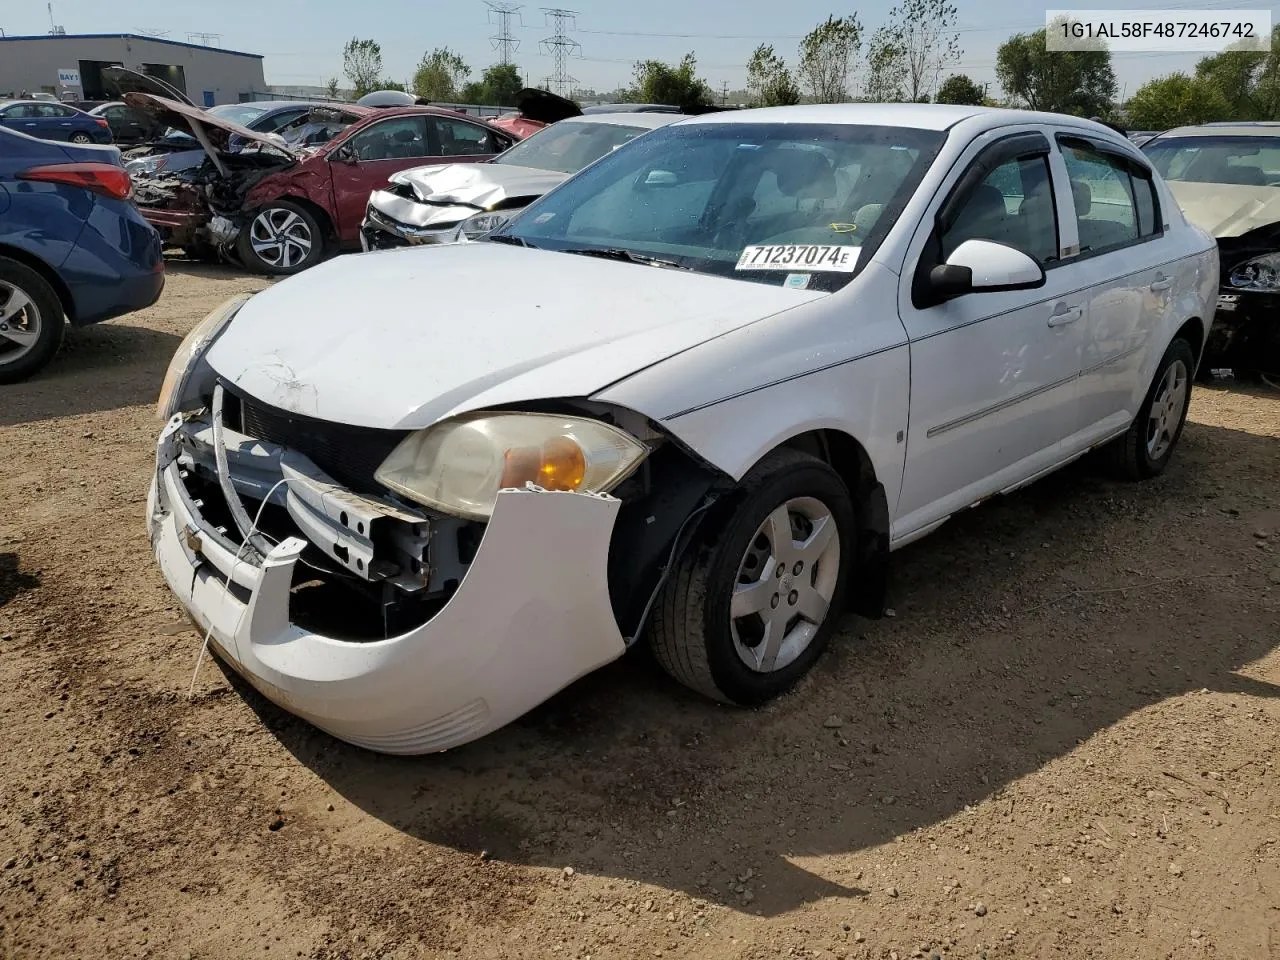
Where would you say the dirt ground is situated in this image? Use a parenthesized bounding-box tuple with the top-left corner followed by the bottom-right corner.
(1, 261, 1278, 960)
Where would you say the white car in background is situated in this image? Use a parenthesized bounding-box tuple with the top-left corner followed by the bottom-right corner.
(360, 112, 679, 248)
(148, 104, 1217, 754)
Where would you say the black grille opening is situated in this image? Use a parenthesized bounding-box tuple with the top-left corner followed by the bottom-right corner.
(222, 386, 409, 494)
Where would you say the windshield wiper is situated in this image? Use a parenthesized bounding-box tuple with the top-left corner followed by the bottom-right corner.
(485, 234, 534, 248)
(565, 247, 693, 270)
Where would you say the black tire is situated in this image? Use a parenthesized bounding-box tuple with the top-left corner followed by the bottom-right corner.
(235, 201, 325, 276)
(649, 448, 855, 705)
(69, 132, 92, 144)
(1107, 337, 1195, 480)
(0, 257, 64, 385)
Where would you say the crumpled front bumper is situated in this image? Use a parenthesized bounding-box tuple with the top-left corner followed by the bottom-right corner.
(359, 191, 472, 251)
(146, 417, 627, 754)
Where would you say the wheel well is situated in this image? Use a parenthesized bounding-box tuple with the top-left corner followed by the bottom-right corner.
(1174, 316, 1205, 367)
(0, 243, 74, 323)
(779, 429, 889, 618)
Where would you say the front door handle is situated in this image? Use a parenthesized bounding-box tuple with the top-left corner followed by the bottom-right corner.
(1047, 304, 1082, 327)
(1149, 274, 1172, 292)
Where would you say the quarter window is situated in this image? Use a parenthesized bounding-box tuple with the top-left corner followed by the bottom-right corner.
(1058, 140, 1159, 253)
(940, 154, 1059, 264)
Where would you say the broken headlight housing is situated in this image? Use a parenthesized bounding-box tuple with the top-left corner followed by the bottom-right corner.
(459, 211, 510, 241)
(156, 293, 253, 420)
(374, 412, 648, 520)
(1228, 252, 1280, 292)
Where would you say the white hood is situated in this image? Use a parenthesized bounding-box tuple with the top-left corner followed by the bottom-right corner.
(206, 243, 821, 430)
(390, 162, 568, 209)
(1165, 180, 1280, 238)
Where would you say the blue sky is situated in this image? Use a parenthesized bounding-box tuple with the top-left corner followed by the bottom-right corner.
(5, 0, 1242, 97)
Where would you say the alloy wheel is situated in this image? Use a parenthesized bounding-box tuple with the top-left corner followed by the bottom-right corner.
(0, 279, 42, 366)
(249, 208, 314, 270)
(1146, 359, 1188, 460)
(729, 496, 841, 673)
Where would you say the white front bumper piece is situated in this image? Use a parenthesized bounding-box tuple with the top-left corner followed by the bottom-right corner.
(146, 415, 627, 754)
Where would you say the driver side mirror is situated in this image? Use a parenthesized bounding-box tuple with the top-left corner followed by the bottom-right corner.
(928, 238, 1045, 302)
(333, 143, 358, 164)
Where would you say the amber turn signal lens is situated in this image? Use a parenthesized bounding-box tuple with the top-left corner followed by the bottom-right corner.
(500, 437, 587, 491)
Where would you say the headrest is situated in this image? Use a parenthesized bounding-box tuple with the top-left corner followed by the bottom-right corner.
(776, 150, 837, 200)
(1071, 180, 1092, 216)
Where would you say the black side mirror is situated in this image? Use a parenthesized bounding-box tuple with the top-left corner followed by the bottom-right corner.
(334, 143, 358, 164)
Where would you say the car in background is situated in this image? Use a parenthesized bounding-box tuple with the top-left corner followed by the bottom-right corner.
(0, 100, 113, 144)
(362, 112, 679, 249)
(1127, 130, 1161, 147)
(1143, 123, 1280, 378)
(86, 101, 164, 146)
(145, 105, 1216, 753)
(0, 126, 164, 382)
(123, 92, 520, 274)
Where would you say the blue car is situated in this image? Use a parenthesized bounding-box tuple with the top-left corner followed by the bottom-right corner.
(0, 126, 164, 382)
(0, 100, 114, 145)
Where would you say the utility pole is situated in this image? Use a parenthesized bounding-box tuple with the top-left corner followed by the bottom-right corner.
(485, 1, 523, 66)
(539, 8, 580, 97)
(721, 80, 728, 105)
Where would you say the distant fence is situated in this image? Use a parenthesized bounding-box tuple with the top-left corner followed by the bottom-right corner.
(244, 90, 520, 117)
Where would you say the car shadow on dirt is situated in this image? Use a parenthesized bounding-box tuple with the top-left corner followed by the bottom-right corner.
(233, 419, 1280, 917)
(0, 321, 182, 427)
(0, 552, 40, 608)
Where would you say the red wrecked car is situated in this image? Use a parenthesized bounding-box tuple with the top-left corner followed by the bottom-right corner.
(122, 92, 522, 275)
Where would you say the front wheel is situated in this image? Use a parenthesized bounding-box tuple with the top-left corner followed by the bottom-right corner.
(650, 448, 854, 705)
(235, 201, 324, 275)
(1107, 337, 1195, 480)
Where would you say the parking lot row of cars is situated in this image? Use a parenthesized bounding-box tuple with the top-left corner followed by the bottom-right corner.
(3, 83, 1279, 753)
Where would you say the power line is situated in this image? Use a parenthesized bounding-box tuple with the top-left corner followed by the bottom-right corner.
(485, 1, 523, 66)
(540, 7, 580, 96)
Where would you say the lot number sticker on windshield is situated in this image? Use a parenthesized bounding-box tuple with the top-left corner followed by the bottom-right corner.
(737, 244, 860, 272)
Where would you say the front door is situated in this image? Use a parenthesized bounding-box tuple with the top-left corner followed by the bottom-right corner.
(894, 130, 1093, 538)
(328, 115, 435, 241)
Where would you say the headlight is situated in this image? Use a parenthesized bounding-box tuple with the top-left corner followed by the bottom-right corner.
(126, 154, 168, 177)
(156, 293, 253, 420)
(1228, 252, 1280, 291)
(460, 211, 509, 241)
(374, 412, 648, 520)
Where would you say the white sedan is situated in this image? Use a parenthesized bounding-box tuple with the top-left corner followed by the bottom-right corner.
(147, 104, 1218, 754)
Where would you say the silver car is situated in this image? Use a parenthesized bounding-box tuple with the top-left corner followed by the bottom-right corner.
(360, 112, 679, 249)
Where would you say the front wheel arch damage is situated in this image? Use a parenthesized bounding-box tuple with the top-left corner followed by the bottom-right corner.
(610, 426, 890, 647)
(1174, 316, 1205, 375)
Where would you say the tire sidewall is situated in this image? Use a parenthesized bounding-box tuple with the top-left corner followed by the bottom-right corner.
(237, 201, 324, 276)
(0, 258, 64, 384)
(1136, 338, 1196, 476)
(697, 463, 855, 704)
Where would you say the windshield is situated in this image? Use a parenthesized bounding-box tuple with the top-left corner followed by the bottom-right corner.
(494, 122, 943, 290)
(495, 120, 650, 174)
(207, 103, 270, 128)
(278, 114, 353, 147)
(1143, 136, 1280, 187)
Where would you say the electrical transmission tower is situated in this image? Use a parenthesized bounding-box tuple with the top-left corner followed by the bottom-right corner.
(539, 8, 580, 96)
(187, 32, 222, 47)
(485, 1, 523, 66)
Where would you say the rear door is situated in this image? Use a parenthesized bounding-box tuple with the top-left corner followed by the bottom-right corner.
(41, 103, 80, 140)
(327, 115, 433, 241)
(428, 115, 510, 159)
(1055, 133, 1178, 441)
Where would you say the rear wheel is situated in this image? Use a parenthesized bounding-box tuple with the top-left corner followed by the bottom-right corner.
(69, 132, 92, 144)
(0, 258, 64, 384)
(650, 449, 854, 705)
(1107, 338, 1194, 480)
(236, 201, 325, 275)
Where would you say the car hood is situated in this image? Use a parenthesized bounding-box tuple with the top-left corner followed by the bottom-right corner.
(206, 243, 822, 430)
(389, 162, 568, 210)
(122, 92, 305, 160)
(1165, 180, 1280, 238)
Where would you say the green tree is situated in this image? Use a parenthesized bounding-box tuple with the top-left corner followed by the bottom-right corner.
(628, 53, 714, 110)
(342, 37, 384, 99)
(798, 15, 863, 103)
(1125, 73, 1228, 129)
(934, 73, 985, 105)
(469, 63, 524, 106)
(378, 79, 407, 92)
(880, 0, 961, 101)
(412, 47, 470, 101)
(1190, 28, 1280, 120)
(324, 76, 341, 99)
(863, 26, 908, 102)
(995, 24, 1117, 116)
(746, 44, 802, 106)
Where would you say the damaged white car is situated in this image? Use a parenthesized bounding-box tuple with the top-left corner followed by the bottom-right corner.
(148, 105, 1218, 754)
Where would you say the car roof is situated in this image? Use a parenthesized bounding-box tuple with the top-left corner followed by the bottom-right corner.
(560, 112, 680, 130)
(211, 100, 316, 113)
(1151, 123, 1280, 140)
(339, 104, 511, 131)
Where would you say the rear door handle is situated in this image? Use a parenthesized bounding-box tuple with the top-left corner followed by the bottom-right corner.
(1047, 304, 1082, 327)
(1149, 274, 1172, 292)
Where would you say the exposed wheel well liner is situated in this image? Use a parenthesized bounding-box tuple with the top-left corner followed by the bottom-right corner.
(0, 244, 74, 323)
(1174, 316, 1205, 370)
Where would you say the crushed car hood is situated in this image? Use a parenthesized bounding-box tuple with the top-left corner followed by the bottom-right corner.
(1165, 180, 1280, 238)
(389, 162, 568, 210)
(206, 243, 822, 430)
(122, 92, 305, 160)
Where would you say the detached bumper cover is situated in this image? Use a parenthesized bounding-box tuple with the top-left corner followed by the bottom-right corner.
(146, 421, 627, 754)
